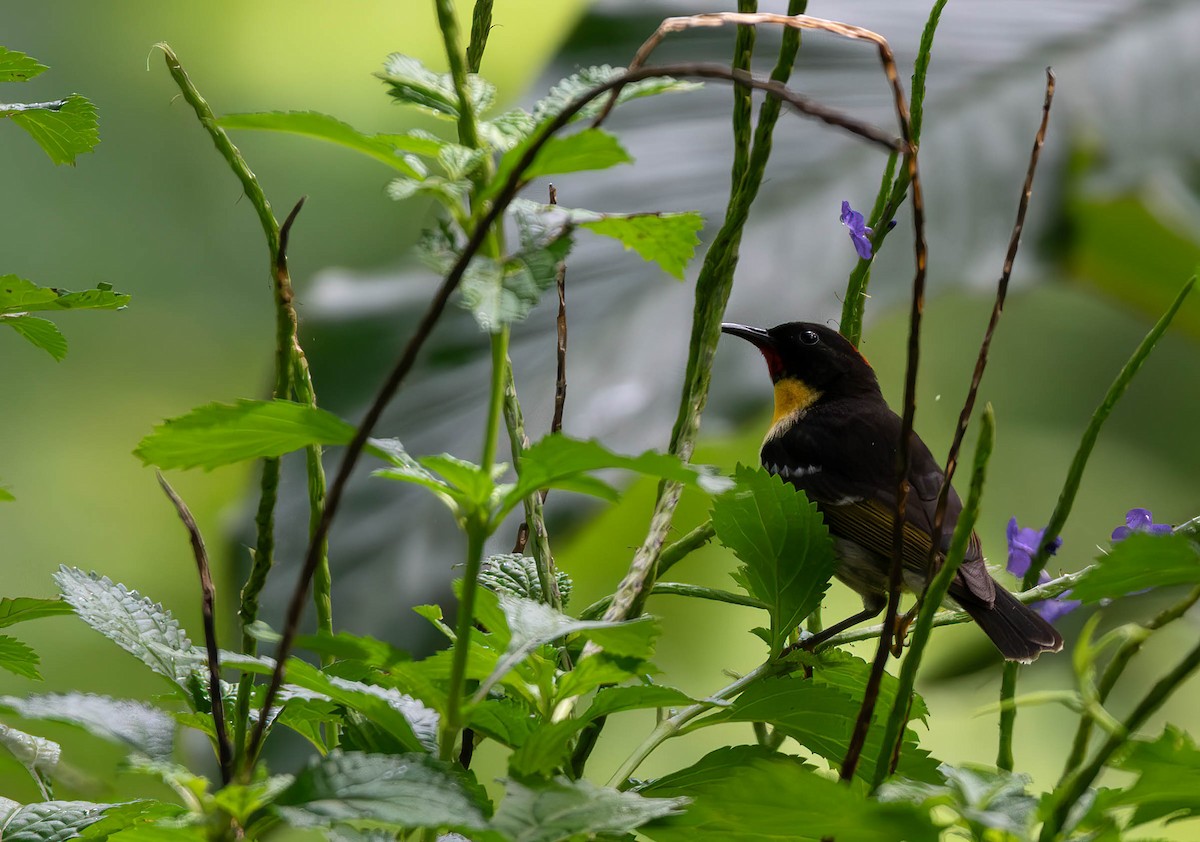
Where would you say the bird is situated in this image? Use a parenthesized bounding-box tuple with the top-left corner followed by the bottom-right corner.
(720, 320, 1063, 662)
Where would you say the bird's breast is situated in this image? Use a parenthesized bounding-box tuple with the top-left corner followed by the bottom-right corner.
(766, 377, 822, 441)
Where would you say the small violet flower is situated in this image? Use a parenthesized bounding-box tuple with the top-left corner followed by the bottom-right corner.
(1111, 507, 1173, 542)
(1006, 516, 1079, 623)
(840, 200, 874, 260)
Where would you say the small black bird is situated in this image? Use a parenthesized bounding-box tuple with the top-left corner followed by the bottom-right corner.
(721, 320, 1062, 662)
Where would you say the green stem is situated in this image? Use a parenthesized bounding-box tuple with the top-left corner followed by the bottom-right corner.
(872, 405, 995, 789)
(999, 275, 1196, 770)
(1038, 638, 1200, 841)
(440, 519, 488, 761)
(580, 582, 766, 620)
(605, 0, 808, 626)
(482, 328, 509, 472)
(1059, 584, 1200, 780)
(502, 364, 560, 609)
(657, 520, 717, 578)
(434, 0, 481, 152)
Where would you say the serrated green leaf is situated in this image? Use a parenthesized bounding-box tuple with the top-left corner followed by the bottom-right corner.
(274, 751, 491, 831)
(466, 698, 537, 749)
(479, 554, 573, 606)
(2, 316, 67, 360)
(386, 174, 469, 207)
(553, 654, 646, 702)
(4, 94, 99, 165)
(508, 719, 587, 779)
(0, 597, 74, 628)
(710, 466, 837, 657)
(0, 723, 59, 788)
(459, 232, 573, 333)
(796, 649, 930, 724)
(532, 66, 702, 124)
(581, 212, 703, 280)
(53, 567, 198, 689)
(1100, 724, 1200, 827)
(490, 128, 632, 198)
(1071, 532, 1200, 603)
(640, 745, 938, 842)
(274, 658, 437, 755)
(0, 47, 48, 83)
(134, 398, 355, 471)
(216, 110, 423, 175)
(0, 634, 42, 680)
(78, 800, 187, 840)
(703, 676, 939, 784)
(0, 800, 116, 842)
(473, 592, 660, 701)
(878, 763, 1037, 837)
(211, 776, 293, 825)
(419, 453, 495, 508)
(0, 693, 174, 761)
(0, 276, 129, 316)
(501, 434, 731, 519)
(376, 54, 494, 120)
(492, 776, 685, 842)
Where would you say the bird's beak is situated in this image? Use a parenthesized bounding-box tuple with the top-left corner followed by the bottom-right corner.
(720, 322, 773, 349)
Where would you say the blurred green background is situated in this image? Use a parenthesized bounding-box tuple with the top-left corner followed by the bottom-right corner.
(2, 1, 1199, 836)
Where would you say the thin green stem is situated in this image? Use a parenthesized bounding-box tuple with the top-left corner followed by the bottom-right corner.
(1039, 638, 1200, 841)
(580, 582, 766, 620)
(1059, 584, 1200, 780)
(872, 405, 995, 789)
(440, 520, 488, 761)
(433, 0, 481, 152)
(657, 520, 717, 578)
(729, 0, 757, 189)
(839, 0, 946, 346)
(999, 276, 1196, 770)
(482, 328, 509, 472)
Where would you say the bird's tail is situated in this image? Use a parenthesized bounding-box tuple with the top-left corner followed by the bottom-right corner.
(956, 584, 1064, 663)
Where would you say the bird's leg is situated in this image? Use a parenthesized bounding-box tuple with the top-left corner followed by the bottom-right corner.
(782, 598, 886, 657)
(891, 608, 917, 658)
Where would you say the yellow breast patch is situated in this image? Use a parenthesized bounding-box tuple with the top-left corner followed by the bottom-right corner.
(767, 377, 822, 438)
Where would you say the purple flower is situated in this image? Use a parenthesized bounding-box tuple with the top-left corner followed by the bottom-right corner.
(840, 200, 874, 260)
(1005, 517, 1063, 578)
(1007, 516, 1076, 623)
(1111, 507, 1173, 542)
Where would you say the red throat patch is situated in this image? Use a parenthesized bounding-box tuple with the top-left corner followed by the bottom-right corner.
(759, 346, 784, 380)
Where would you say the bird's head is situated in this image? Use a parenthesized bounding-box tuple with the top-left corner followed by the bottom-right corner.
(721, 321, 880, 404)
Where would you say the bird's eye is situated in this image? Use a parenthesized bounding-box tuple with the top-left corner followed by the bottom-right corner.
(800, 330, 820, 346)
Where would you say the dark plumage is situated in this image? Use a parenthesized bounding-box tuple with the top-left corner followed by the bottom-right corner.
(722, 320, 1062, 662)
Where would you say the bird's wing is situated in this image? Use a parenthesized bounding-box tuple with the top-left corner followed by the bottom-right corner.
(760, 399, 994, 604)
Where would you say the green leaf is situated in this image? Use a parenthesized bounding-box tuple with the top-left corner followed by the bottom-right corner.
(216, 111, 423, 176)
(0, 800, 117, 842)
(710, 466, 837, 658)
(492, 776, 685, 842)
(273, 751, 491, 831)
(532, 66, 701, 124)
(473, 591, 660, 701)
(376, 54, 495, 120)
(0, 634, 41, 680)
(490, 128, 631, 197)
(0, 723, 59, 793)
(501, 434, 731, 519)
(1071, 532, 1200, 603)
(466, 698, 537, 749)
(879, 764, 1037, 837)
(0, 47, 48, 83)
(0, 693, 174, 761)
(640, 745, 938, 842)
(798, 649, 930, 724)
(3, 95, 99, 165)
(703, 676, 940, 783)
(79, 800, 187, 840)
(581, 212, 704, 280)
(370, 438, 463, 514)
(2, 316, 67, 360)
(0, 597, 74, 628)
(553, 654, 646, 702)
(0, 276, 129, 316)
(508, 720, 588, 779)
(459, 231, 573, 333)
(53, 567, 199, 689)
(273, 658, 437, 755)
(479, 554, 573, 606)
(134, 398, 356, 471)
(1101, 724, 1200, 826)
(211, 776, 293, 825)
